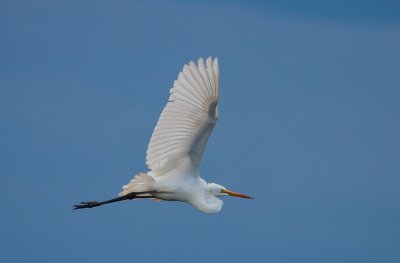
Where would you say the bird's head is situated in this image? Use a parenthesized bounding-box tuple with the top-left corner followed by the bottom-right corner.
(207, 183, 253, 199)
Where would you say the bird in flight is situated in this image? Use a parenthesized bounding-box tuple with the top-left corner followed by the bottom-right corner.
(74, 57, 253, 213)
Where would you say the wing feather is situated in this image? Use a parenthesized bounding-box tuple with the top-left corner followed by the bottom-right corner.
(146, 57, 220, 174)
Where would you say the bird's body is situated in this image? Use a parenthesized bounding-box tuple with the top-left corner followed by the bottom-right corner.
(151, 174, 224, 213)
(74, 57, 252, 213)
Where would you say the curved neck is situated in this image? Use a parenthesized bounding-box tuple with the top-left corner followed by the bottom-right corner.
(190, 194, 223, 214)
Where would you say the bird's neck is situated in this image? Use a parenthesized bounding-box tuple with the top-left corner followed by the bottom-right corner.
(190, 193, 223, 214)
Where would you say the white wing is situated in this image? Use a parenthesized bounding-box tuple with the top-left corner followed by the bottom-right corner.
(146, 57, 220, 175)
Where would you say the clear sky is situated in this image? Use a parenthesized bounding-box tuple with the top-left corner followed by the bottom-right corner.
(1, 1, 399, 262)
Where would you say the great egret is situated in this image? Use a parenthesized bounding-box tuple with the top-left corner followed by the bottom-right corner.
(74, 57, 253, 213)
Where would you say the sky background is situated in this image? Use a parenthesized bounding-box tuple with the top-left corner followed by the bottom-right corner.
(1, 0, 400, 262)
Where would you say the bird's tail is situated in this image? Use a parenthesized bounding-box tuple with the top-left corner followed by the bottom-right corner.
(119, 172, 155, 196)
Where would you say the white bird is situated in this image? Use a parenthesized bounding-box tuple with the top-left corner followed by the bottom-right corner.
(74, 57, 253, 213)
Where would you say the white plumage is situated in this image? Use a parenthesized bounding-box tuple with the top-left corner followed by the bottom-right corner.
(74, 57, 252, 214)
(146, 57, 219, 174)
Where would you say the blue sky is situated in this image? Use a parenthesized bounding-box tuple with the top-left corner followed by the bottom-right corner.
(1, 0, 399, 262)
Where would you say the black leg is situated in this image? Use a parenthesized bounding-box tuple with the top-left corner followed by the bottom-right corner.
(73, 191, 154, 210)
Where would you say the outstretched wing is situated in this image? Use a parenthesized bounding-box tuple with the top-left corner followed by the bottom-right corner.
(146, 57, 220, 175)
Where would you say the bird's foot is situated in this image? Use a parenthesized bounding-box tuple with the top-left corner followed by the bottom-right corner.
(73, 201, 101, 210)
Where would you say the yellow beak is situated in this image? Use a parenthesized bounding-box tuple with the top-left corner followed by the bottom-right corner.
(222, 189, 254, 199)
